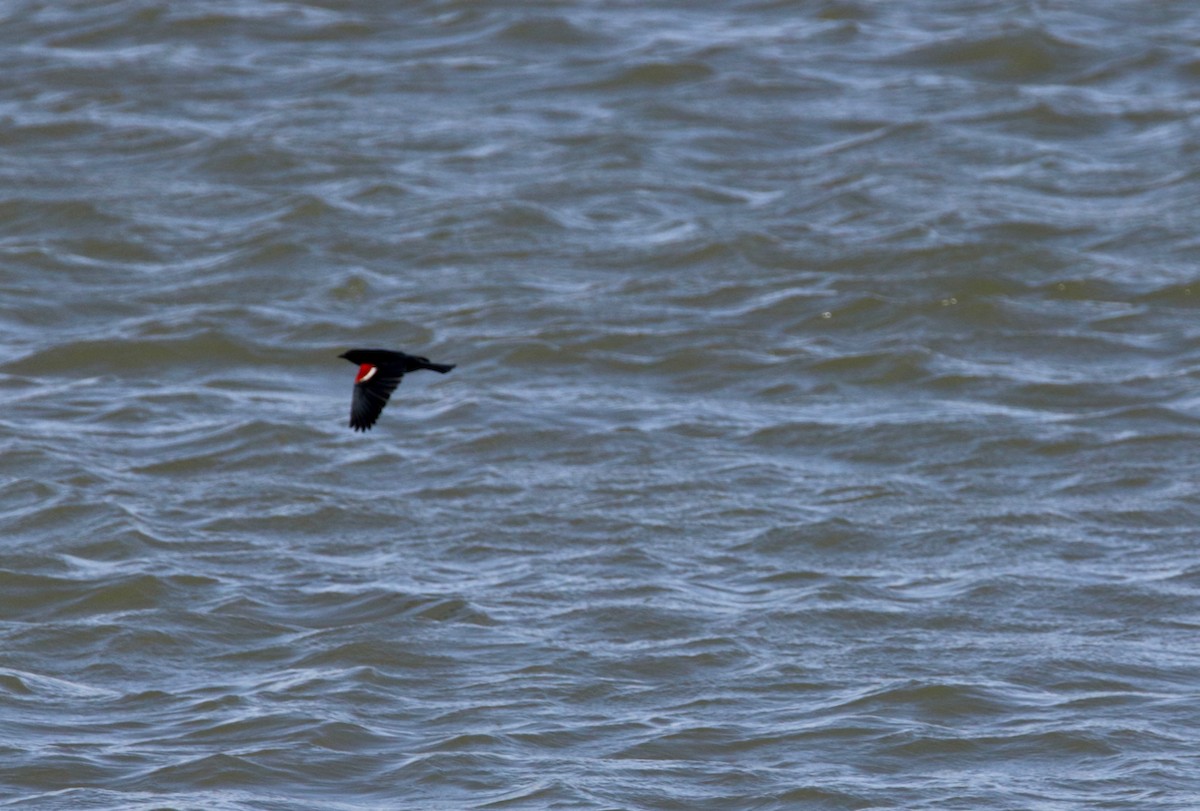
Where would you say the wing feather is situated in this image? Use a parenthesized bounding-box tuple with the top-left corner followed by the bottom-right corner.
(350, 374, 403, 431)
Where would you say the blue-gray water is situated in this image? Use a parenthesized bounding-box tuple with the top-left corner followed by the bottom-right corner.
(3, 2, 1200, 809)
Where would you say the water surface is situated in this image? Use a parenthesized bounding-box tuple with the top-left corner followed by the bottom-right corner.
(2, 2, 1200, 808)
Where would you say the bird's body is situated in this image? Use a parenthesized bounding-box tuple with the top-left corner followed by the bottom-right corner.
(338, 348, 455, 431)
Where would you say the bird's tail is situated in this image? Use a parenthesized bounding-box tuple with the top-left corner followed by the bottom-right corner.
(420, 360, 456, 374)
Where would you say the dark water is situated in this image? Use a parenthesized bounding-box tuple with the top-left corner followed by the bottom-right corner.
(3, 1, 1200, 808)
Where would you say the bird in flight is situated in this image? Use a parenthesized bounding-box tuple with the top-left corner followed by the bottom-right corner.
(338, 348, 455, 431)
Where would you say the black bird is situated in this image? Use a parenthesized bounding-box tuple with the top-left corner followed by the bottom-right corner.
(338, 348, 455, 432)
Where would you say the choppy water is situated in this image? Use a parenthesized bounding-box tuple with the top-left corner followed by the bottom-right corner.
(3, 1, 1200, 808)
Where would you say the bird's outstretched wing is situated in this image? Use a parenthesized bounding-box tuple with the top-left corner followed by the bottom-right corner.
(350, 371, 403, 431)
